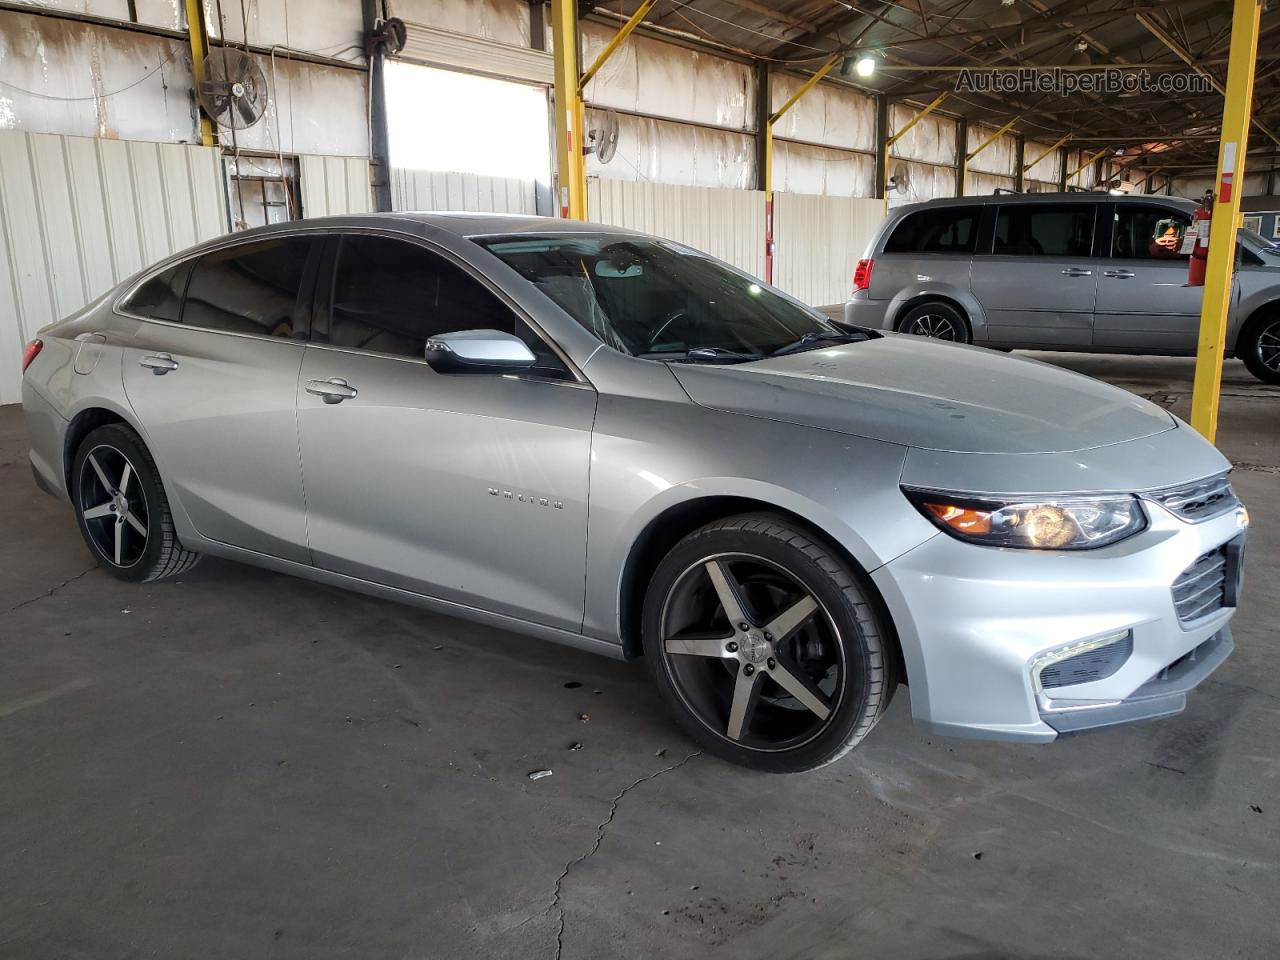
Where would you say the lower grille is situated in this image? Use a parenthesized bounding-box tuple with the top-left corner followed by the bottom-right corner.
(1039, 634, 1133, 690)
(1171, 539, 1242, 624)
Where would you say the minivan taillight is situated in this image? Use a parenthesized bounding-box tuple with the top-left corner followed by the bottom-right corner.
(853, 258, 874, 292)
(21, 339, 43, 374)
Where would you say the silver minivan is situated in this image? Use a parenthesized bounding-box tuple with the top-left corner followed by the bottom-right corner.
(845, 193, 1280, 383)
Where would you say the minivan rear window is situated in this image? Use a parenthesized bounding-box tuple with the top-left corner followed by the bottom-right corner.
(884, 206, 980, 255)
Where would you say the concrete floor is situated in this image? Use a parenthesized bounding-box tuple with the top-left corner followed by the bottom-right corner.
(1, 353, 1277, 959)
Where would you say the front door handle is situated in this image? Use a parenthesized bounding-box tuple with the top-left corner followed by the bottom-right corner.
(306, 377, 358, 404)
(139, 353, 179, 374)
(1103, 269, 1136, 279)
(1061, 267, 1093, 277)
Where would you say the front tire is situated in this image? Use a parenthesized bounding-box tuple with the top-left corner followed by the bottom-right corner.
(897, 301, 971, 343)
(72, 424, 201, 582)
(642, 514, 897, 773)
(1238, 313, 1280, 384)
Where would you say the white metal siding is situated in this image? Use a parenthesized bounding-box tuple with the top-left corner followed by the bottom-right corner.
(391, 169, 537, 214)
(587, 178, 765, 278)
(772, 193, 885, 308)
(0, 130, 226, 405)
(299, 155, 373, 218)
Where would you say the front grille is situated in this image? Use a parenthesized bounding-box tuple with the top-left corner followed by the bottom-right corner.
(1171, 541, 1240, 624)
(1146, 474, 1239, 522)
(1039, 634, 1133, 690)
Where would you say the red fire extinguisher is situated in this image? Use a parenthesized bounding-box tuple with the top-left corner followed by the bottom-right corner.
(1187, 189, 1213, 287)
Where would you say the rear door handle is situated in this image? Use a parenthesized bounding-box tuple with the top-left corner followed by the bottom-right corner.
(1103, 269, 1136, 279)
(1061, 267, 1093, 277)
(139, 353, 179, 374)
(306, 377, 358, 404)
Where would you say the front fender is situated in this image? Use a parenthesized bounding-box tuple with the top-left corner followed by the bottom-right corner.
(581, 395, 936, 643)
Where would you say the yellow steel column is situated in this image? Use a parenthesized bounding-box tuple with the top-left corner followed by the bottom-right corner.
(185, 0, 215, 146)
(1022, 132, 1070, 176)
(550, 0, 586, 219)
(1190, 0, 1262, 441)
(1065, 146, 1109, 185)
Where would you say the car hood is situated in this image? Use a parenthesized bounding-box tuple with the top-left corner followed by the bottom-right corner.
(669, 336, 1176, 454)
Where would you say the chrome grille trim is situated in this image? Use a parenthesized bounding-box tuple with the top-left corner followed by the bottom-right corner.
(1171, 542, 1236, 625)
(1145, 473, 1239, 522)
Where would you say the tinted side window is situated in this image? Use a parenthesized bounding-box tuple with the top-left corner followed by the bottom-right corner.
(121, 261, 192, 322)
(183, 236, 314, 338)
(884, 207, 980, 254)
(327, 235, 570, 377)
(1112, 205, 1191, 260)
(993, 204, 1094, 257)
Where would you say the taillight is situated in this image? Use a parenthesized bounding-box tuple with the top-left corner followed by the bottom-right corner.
(853, 258, 874, 292)
(21, 339, 43, 374)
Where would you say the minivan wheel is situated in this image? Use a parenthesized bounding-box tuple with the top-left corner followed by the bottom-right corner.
(72, 424, 201, 582)
(1239, 314, 1280, 384)
(898, 301, 970, 343)
(642, 514, 896, 773)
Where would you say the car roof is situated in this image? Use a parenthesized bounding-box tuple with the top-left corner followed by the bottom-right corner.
(224, 211, 627, 241)
(890, 193, 1196, 215)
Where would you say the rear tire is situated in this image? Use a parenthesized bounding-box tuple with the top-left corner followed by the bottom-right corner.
(897, 301, 971, 343)
(642, 513, 897, 773)
(72, 424, 201, 582)
(1238, 313, 1280, 384)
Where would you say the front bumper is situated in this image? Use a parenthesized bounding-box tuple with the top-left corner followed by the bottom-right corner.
(871, 499, 1245, 743)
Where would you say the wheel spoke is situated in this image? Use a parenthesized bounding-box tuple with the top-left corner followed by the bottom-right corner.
(726, 668, 761, 741)
(665, 630, 733, 658)
(705, 560, 750, 627)
(88, 454, 114, 494)
(83, 501, 114, 521)
(764, 594, 818, 644)
(114, 520, 124, 564)
(125, 511, 147, 537)
(118, 462, 133, 497)
(769, 661, 831, 720)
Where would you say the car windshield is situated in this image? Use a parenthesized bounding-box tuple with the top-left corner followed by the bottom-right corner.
(474, 234, 840, 360)
(1240, 226, 1280, 256)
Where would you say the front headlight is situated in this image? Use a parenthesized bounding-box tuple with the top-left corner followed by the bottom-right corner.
(903, 487, 1147, 550)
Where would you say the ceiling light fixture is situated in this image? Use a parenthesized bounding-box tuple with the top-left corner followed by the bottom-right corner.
(1068, 39, 1092, 67)
(992, 0, 1021, 29)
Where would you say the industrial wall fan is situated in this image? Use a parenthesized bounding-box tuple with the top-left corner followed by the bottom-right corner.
(197, 49, 269, 131)
(888, 162, 913, 196)
(586, 110, 619, 164)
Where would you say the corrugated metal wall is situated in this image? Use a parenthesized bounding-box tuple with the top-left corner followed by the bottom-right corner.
(0, 130, 227, 404)
(773, 193, 884, 308)
(588, 178, 766, 278)
(391, 169, 536, 213)
(299, 155, 374, 218)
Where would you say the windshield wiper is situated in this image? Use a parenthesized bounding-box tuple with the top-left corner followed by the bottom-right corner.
(675, 347, 761, 364)
(768, 330, 874, 357)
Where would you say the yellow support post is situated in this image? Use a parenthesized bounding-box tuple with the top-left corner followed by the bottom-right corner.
(580, 0, 659, 90)
(962, 116, 1019, 194)
(185, 0, 215, 146)
(1190, 0, 1262, 442)
(882, 92, 948, 205)
(769, 53, 841, 129)
(550, 0, 586, 219)
(1022, 131, 1070, 173)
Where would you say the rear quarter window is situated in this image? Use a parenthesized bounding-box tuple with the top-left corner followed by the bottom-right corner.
(119, 260, 192, 322)
(884, 206, 981, 255)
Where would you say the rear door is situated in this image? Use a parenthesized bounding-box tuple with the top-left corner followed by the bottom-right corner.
(871, 204, 981, 308)
(1094, 202, 1204, 353)
(120, 233, 319, 562)
(970, 202, 1100, 347)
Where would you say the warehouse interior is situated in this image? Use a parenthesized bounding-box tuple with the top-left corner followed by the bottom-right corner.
(1, 0, 1278, 956)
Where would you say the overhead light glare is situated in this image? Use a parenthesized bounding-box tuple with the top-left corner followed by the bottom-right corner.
(855, 55, 877, 77)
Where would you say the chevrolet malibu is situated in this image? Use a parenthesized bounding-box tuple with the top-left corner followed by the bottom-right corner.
(21, 213, 1247, 772)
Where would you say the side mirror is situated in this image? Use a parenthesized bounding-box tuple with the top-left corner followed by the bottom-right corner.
(424, 329, 536, 373)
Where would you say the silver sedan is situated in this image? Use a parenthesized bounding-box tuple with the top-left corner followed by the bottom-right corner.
(21, 213, 1247, 772)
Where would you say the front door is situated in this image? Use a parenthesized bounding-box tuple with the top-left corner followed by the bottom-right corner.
(296, 232, 597, 632)
(970, 202, 1100, 347)
(1094, 203, 1205, 353)
(120, 234, 319, 563)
